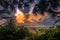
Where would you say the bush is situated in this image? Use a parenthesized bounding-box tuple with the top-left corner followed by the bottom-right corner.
(0, 24, 60, 40)
(38, 28, 60, 40)
(0, 25, 30, 40)
(27, 28, 60, 40)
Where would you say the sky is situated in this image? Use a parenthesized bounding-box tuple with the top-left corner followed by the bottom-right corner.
(0, 0, 60, 27)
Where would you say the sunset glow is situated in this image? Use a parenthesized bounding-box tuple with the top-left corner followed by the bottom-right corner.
(15, 8, 26, 24)
(15, 8, 48, 24)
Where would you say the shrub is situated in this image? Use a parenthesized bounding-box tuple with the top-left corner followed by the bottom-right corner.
(0, 24, 60, 40)
(38, 28, 60, 40)
(27, 28, 60, 40)
(0, 25, 29, 40)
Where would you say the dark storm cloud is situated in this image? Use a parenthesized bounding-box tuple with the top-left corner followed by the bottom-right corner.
(33, 0, 60, 16)
(0, 0, 60, 26)
(0, 0, 60, 16)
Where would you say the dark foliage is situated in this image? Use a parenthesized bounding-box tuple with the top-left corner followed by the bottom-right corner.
(37, 28, 60, 40)
(0, 25, 29, 40)
(0, 18, 29, 40)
